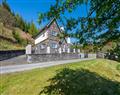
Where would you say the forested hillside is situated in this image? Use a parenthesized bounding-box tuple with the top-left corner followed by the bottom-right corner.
(0, 1, 38, 50)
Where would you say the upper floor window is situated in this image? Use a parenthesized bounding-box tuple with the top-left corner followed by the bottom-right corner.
(51, 43, 58, 48)
(51, 31, 58, 36)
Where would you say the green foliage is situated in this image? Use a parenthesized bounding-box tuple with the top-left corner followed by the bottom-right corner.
(38, 0, 120, 48)
(0, 6, 16, 27)
(0, 1, 38, 37)
(15, 14, 38, 36)
(70, 44, 81, 49)
(0, 38, 24, 50)
(106, 43, 120, 62)
(57, 32, 66, 39)
(2, 0, 11, 13)
(28, 22, 38, 37)
(15, 14, 27, 31)
(12, 30, 21, 43)
(12, 30, 27, 46)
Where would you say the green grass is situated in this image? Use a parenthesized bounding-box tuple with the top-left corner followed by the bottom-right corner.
(0, 39, 24, 50)
(0, 59, 120, 95)
(0, 23, 24, 50)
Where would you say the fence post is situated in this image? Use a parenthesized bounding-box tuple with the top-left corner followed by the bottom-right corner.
(26, 44, 32, 54)
(47, 46, 50, 54)
(77, 49, 80, 53)
(59, 48, 62, 54)
(63, 48, 65, 52)
(73, 49, 76, 53)
(67, 48, 70, 53)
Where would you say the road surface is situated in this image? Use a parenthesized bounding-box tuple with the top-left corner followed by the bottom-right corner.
(0, 58, 95, 74)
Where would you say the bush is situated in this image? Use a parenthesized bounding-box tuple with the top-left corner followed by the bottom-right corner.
(20, 38, 28, 46)
(105, 44, 120, 62)
(12, 30, 27, 46)
(12, 30, 21, 43)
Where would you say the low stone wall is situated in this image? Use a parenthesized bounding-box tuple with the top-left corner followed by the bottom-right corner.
(27, 53, 97, 63)
(27, 53, 81, 63)
(88, 54, 96, 58)
(96, 52, 105, 58)
(0, 50, 25, 61)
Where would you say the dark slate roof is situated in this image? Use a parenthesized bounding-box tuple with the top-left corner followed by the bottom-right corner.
(34, 18, 60, 39)
(34, 18, 67, 43)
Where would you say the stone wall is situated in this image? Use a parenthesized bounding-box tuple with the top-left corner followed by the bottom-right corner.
(88, 54, 96, 58)
(96, 52, 105, 58)
(27, 53, 81, 63)
(27, 53, 97, 63)
(0, 50, 25, 61)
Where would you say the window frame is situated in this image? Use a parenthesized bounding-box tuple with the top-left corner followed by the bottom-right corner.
(51, 31, 58, 36)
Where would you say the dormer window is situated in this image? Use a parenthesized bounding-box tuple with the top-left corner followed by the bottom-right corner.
(51, 31, 57, 36)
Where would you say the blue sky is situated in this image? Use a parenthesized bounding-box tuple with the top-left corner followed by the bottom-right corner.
(0, 0, 57, 28)
(0, 0, 88, 29)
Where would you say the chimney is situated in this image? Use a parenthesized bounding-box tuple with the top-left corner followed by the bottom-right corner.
(60, 26, 65, 32)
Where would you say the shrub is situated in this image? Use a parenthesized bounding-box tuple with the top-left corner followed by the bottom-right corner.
(20, 38, 28, 46)
(12, 30, 21, 43)
(12, 30, 28, 46)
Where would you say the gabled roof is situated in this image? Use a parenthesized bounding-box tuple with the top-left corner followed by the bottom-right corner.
(34, 18, 59, 38)
(34, 18, 67, 43)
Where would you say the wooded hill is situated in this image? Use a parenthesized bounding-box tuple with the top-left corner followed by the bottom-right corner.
(0, 1, 38, 50)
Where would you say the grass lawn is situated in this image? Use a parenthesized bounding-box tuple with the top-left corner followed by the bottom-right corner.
(0, 59, 120, 95)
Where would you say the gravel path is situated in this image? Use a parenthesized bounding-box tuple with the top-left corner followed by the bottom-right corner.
(0, 58, 95, 74)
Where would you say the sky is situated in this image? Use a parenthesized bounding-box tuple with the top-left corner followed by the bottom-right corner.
(1, 1, 118, 43)
(0, 0, 88, 29)
(0, 0, 57, 28)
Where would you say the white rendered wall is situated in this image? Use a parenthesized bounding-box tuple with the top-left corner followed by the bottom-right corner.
(35, 31, 48, 44)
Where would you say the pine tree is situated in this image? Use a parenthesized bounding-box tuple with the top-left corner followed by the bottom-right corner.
(2, 0, 11, 13)
(28, 22, 38, 37)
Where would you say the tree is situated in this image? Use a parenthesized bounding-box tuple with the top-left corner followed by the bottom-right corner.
(38, 0, 120, 47)
(2, 0, 11, 13)
(15, 13, 28, 32)
(28, 22, 38, 37)
(0, 5, 16, 27)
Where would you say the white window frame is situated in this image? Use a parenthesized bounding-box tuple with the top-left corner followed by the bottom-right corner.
(51, 31, 57, 36)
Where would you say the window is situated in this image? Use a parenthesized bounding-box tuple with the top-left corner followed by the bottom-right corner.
(51, 43, 57, 48)
(51, 31, 57, 36)
(40, 44, 45, 49)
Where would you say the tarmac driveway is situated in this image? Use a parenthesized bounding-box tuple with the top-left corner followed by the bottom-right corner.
(0, 58, 95, 74)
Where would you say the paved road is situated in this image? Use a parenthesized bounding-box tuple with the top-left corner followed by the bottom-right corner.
(0, 58, 95, 74)
(0, 55, 27, 66)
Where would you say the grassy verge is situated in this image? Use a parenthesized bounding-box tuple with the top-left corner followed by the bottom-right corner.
(0, 38, 24, 50)
(0, 59, 120, 95)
